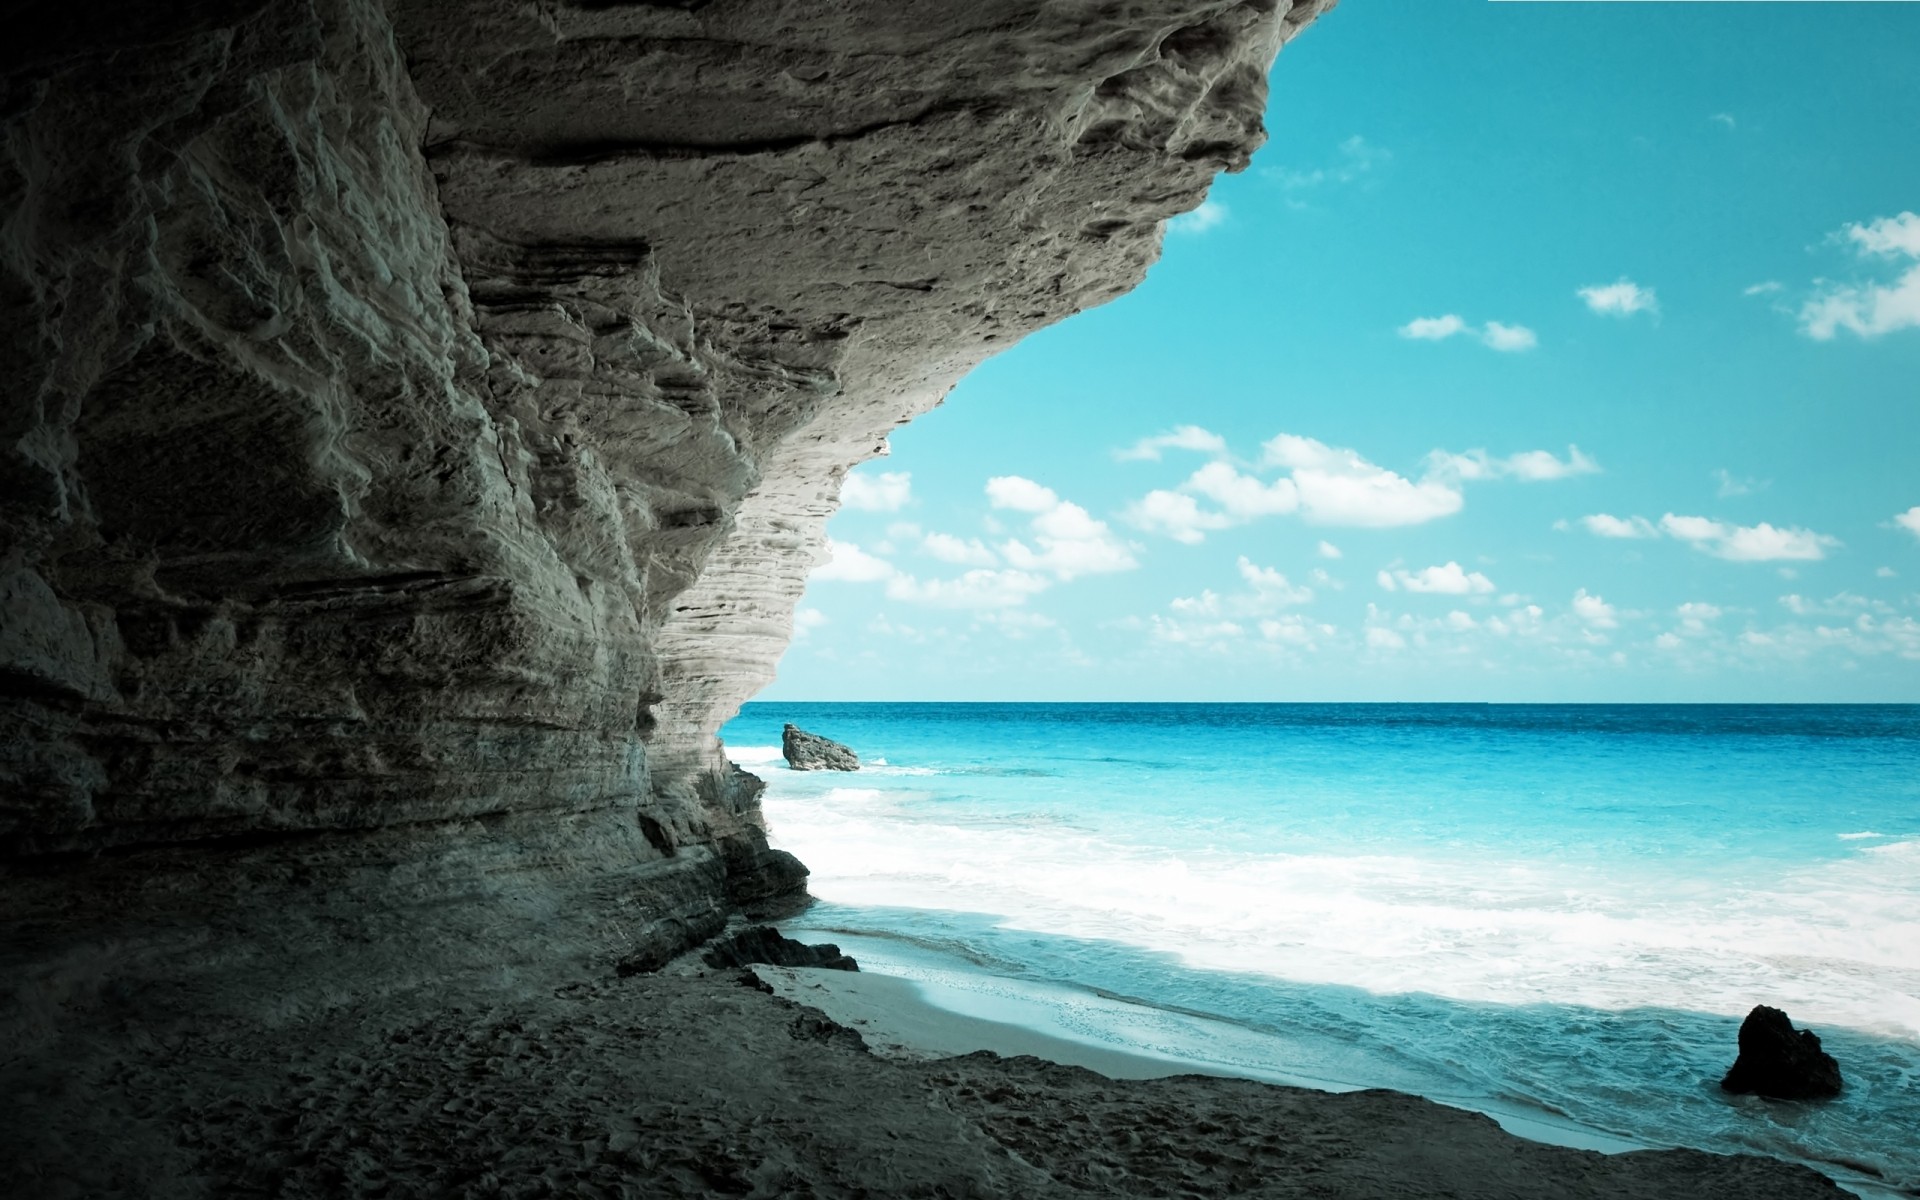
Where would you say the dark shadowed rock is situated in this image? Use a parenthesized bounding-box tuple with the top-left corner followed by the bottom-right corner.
(1722, 1005, 1843, 1099)
(703, 925, 858, 972)
(783, 724, 860, 772)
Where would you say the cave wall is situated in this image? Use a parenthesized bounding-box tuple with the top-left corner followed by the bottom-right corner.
(1, 0, 1329, 1004)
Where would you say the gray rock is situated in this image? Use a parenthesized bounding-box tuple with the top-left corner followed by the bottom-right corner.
(702, 926, 858, 972)
(0, 0, 1327, 1067)
(1722, 1005, 1844, 1100)
(783, 724, 860, 772)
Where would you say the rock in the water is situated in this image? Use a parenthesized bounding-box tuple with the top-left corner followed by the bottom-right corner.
(783, 724, 860, 772)
(703, 925, 858, 972)
(1721, 1005, 1843, 1099)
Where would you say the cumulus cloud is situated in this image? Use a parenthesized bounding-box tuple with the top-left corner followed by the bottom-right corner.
(1169, 198, 1228, 236)
(1126, 433, 1594, 543)
(1800, 212, 1920, 340)
(987, 476, 1137, 580)
(1577, 513, 1659, 539)
(793, 607, 828, 637)
(1572, 588, 1618, 629)
(1893, 506, 1920, 538)
(1397, 314, 1537, 352)
(1568, 511, 1839, 561)
(839, 470, 912, 512)
(1236, 556, 1314, 606)
(1263, 435, 1463, 527)
(1744, 281, 1783, 297)
(1660, 514, 1839, 562)
(813, 539, 896, 582)
(1124, 489, 1235, 545)
(1115, 425, 1229, 462)
(1398, 314, 1468, 341)
(1378, 562, 1496, 595)
(922, 532, 998, 566)
(1185, 461, 1302, 519)
(1578, 278, 1659, 318)
(1366, 626, 1407, 650)
(1480, 321, 1538, 352)
(985, 476, 1061, 513)
(886, 569, 1051, 609)
(1428, 445, 1599, 483)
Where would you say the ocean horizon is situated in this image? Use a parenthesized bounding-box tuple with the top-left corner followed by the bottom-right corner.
(724, 700, 1920, 1196)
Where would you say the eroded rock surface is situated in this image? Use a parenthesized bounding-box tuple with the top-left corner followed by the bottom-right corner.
(783, 722, 860, 771)
(1, 0, 1329, 1018)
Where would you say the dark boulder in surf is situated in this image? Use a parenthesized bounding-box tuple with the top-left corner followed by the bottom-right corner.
(783, 724, 860, 772)
(1721, 1005, 1843, 1099)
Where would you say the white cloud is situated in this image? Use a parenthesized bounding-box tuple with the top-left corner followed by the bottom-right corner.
(1714, 468, 1766, 498)
(1428, 445, 1598, 483)
(1185, 461, 1302, 520)
(1265, 134, 1390, 192)
(793, 607, 828, 637)
(1380, 562, 1496, 595)
(987, 477, 1137, 580)
(840, 470, 912, 512)
(1848, 211, 1920, 258)
(1800, 212, 1920, 340)
(1115, 425, 1229, 462)
(1660, 513, 1840, 562)
(1578, 278, 1660, 318)
(1878, 566, 1898, 579)
(1366, 626, 1406, 651)
(1710, 113, 1736, 130)
(886, 569, 1050, 610)
(1676, 602, 1722, 633)
(1263, 434, 1463, 527)
(922, 532, 999, 566)
(1398, 314, 1536, 352)
(1578, 513, 1659, 539)
(1123, 490, 1234, 545)
(1237, 556, 1314, 606)
(1128, 434, 1593, 544)
(814, 539, 896, 582)
(1744, 281, 1783, 297)
(1169, 198, 1227, 236)
(1398, 314, 1468, 341)
(1572, 588, 1618, 629)
(985, 476, 1060, 513)
(1480, 321, 1538, 352)
(1893, 506, 1920, 538)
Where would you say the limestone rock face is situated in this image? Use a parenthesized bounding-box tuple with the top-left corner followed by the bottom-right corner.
(783, 724, 860, 772)
(0, 0, 1331, 996)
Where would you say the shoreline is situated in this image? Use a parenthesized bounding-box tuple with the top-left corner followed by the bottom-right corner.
(752, 933, 1899, 1200)
(755, 960, 1652, 1158)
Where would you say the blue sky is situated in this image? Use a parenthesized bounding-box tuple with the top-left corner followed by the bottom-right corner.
(763, 1, 1920, 702)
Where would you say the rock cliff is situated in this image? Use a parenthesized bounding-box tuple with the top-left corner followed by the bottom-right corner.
(1, 0, 1329, 1012)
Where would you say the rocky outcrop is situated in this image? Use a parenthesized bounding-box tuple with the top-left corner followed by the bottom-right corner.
(784, 724, 861, 772)
(0, 0, 1331, 1018)
(1722, 1006, 1844, 1100)
(702, 925, 859, 972)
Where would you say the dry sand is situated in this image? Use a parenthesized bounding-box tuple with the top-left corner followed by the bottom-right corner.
(4, 954, 1847, 1198)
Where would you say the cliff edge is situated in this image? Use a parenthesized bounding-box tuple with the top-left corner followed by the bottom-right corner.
(1, 0, 1328, 1016)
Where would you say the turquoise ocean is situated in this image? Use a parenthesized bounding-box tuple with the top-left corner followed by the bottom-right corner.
(720, 703, 1920, 1195)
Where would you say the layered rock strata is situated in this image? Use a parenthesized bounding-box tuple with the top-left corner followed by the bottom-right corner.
(1, 0, 1330, 1013)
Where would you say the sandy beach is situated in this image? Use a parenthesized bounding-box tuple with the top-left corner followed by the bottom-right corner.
(4, 934, 1850, 1198)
